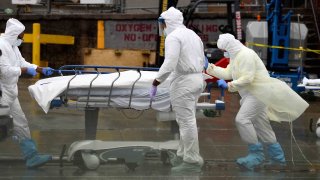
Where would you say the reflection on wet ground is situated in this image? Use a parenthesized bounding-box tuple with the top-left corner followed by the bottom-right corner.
(0, 78, 320, 179)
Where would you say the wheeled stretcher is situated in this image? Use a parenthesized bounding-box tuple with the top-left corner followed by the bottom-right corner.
(298, 77, 320, 91)
(28, 65, 225, 170)
(298, 77, 320, 136)
(297, 77, 320, 101)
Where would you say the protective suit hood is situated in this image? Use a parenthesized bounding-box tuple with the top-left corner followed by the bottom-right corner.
(217, 33, 244, 60)
(1, 18, 25, 45)
(160, 7, 185, 35)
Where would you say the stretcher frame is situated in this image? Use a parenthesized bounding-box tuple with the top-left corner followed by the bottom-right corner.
(52, 65, 225, 140)
(54, 65, 161, 139)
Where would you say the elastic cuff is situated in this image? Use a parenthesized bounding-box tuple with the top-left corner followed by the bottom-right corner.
(32, 64, 38, 69)
(206, 64, 215, 75)
(227, 82, 237, 92)
(152, 79, 161, 86)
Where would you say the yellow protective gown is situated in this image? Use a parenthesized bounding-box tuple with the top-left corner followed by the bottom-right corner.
(207, 46, 309, 122)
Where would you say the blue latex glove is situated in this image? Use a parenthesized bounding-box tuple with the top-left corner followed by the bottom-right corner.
(42, 67, 54, 76)
(149, 85, 157, 101)
(204, 56, 209, 70)
(217, 79, 228, 89)
(26, 67, 37, 77)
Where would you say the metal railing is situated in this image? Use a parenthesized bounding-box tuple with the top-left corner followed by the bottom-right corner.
(309, 0, 320, 42)
(57, 65, 159, 109)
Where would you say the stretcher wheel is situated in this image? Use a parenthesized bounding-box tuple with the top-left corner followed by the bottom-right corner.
(73, 150, 100, 170)
(73, 151, 87, 170)
(125, 162, 138, 171)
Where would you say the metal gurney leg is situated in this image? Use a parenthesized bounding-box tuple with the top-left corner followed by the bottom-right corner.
(84, 107, 99, 140)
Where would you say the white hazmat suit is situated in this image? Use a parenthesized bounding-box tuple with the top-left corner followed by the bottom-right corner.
(152, 7, 206, 172)
(207, 33, 309, 170)
(0, 18, 52, 168)
(0, 18, 37, 139)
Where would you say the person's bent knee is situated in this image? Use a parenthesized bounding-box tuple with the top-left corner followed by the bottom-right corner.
(235, 116, 251, 127)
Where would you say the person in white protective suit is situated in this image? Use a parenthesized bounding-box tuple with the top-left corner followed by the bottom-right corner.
(149, 7, 207, 173)
(0, 18, 54, 168)
(206, 33, 309, 170)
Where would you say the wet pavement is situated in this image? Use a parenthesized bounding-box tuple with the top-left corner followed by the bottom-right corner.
(0, 78, 320, 179)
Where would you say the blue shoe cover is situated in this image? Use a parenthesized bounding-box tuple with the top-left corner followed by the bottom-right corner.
(26, 154, 52, 168)
(267, 143, 286, 166)
(236, 143, 265, 171)
(19, 139, 52, 168)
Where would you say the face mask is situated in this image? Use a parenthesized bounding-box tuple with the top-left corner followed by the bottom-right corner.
(224, 52, 230, 58)
(14, 39, 23, 46)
